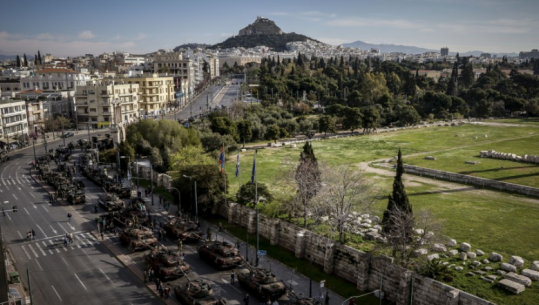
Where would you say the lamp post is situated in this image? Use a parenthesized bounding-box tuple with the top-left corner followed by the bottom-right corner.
(183, 175, 198, 223)
(120, 156, 131, 187)
(32, 137, 37, 165)
(308, 254, 313, 298)
(169, 187, 181, 214)
(60, 117, 66, 147)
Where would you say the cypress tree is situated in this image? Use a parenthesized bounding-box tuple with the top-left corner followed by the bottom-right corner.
(382, 149, 413, 233)
(37, 50, 42, 65)
(295, 142, 321, 227)
(16, 55, 21, 67)
(34, 54, 38, 65)
(23, 54, 28, 67)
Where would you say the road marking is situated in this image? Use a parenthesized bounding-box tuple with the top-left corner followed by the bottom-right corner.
(37, 244, 46, 256)
(27, 244, 39, 257)
(42, 241, 53, 255)
(99, 268, 113, 284)
(35, 259, 43, 271)
(76, 234, 89, 247)
(48, 240, 61, 253)
(51, 285, 62, 301)
(21, 245, 32, 260)
(42, 206, 48, 212)
(74, 273, 88, 290)
(30, 193, 35, 198)
(5, 180, 10, 186)
(17, 231, 23, 239)
(56, 222, 69, 233)
(36, 224, 47, 239)
(23, 207, 29, 215)
(61, 256, 69, 267)
(49, 225, 57, 234)
(12, 194, 17, 200)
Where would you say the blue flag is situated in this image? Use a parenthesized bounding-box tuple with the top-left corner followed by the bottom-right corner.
(235, 151, 240, 178)
(251, 150, 257, 184)
(219, 144, 225, 173)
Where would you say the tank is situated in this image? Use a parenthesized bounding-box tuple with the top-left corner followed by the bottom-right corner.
(98, 193, 125, 211)
(164, 217, 203, 243)
(67, 190, 86, 204)
(197, 240, 243, 270)
(289, 291, 322, 305)
(120, 227, 157, 252)
(174, 279, 226, 305)
(144, 249, 191, 281)
(236, 265, 288, 300)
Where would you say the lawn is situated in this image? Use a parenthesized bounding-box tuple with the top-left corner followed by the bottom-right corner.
(220, 123, 539, 305)
(488, 118, 539, 126)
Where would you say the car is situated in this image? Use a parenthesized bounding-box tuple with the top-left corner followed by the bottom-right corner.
(62, 132, 74, 138)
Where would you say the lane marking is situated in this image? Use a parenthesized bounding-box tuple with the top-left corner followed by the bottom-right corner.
(37, 244, 46, 256)
(30, 193, 35, 198)
(21, 245, 32, 260)
(61, 256, 69, 267)
(42, 206, 48, 212)
(56, 222, 69, 233)
(99, 268, 113, 284)
(17, 231, 23, 239)
(35, 258, 43, 271)
(49, 225, 57, 234)
(36, 224, 48, 240)
(27, 244, 39, 257)
(51, 285, 62, 301)
(23, 207, 29, 215)
(12, 194, 18, 200)
(74, 273, 88, 290)
(42, 241, 53, 255)
(6, 180, 10, 186)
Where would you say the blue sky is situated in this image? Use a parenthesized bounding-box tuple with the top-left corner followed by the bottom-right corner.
(1, 0, 537, 57)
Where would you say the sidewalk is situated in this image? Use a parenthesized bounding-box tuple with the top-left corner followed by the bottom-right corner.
(4, 248, 30, 304)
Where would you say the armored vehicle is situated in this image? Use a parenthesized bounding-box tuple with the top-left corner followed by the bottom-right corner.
(197, 240, 243, 270)
(144, 249, 191, 281)
(164, 217, 203, 243)
(236, 265, 287, 300)
(288, 290, 321, 305)
(120, 227, 157, 252)
(174, 278, 226, 305)
(0, 150, 9, 162)
(67, 190, 86, 205)
(98, 193, 125, 211)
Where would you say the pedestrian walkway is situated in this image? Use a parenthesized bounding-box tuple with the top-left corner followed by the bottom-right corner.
(19, 232, 101, 259)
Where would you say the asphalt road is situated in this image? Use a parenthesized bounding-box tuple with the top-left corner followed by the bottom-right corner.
(0, 132, 161, 305)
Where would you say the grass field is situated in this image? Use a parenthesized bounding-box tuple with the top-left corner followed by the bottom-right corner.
(221, 123, 539, 305)
(488, 118, 539, 126)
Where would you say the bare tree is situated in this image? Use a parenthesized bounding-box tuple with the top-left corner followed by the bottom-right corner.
(381, 207, 444, 268)
(312, 165, 377, 243)
(295, 142, 321, 227)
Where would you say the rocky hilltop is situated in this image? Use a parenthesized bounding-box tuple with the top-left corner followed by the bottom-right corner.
(238, 16, 284, 36)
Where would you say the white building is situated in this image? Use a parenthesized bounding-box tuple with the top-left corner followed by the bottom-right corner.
(0, 98, 28, 149)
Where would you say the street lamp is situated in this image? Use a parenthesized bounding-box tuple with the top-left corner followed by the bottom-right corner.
(32, 137, 37, 166)
(169, 187, 181, 215)
(120, 156, 131, 187)
(183, 175, 198, 223)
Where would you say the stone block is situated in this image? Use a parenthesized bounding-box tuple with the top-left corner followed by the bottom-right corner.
(467, 252, 477, 259)
(482, 259, 490, 264)
(425, 156, 436, 160)
(432, 243, 447, 252)
(476, 249, 485, 256)
(427, 254, 440, 261)
(500, 263, 517, 273)
(497, 270, 507, 276)
(412, 249, 428, 257)
(466, 272, 475, 277)
(460, 242, 471, 252)
(498, 279, 525, 294)
(472, 261, 481, 267)
(489, 252, 503, 262)
(521, 269, 539, 281)
(510, 256, 525, 268)
(446, 238, 457, 247)
(460, 252, 467, 261)
(455, 266, 464, 271)
(505, 272, 532, 287)
(448, 250, 459, 256)
(413, 228, 424, 235)
(484, 266, 493, 271)
(532, 261, 539, 271)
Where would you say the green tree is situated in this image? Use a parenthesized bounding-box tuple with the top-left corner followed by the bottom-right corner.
(16, 55, 21, 67)
(342, 107, 363, 133)
(174, 164, 226, 215)
(37, 50, 42, 65)
(396, 105, 421, 126)
(318, 115, 336, 137)
(23, 54, 28, 67)
(361, 106, 381, 134)
(210, 116, 238, 141)
(265, 125, 281, 143)
(382, 149, 413, 242)
(295, 142, 321, 227)
(236, 182, 273, 206)
(236, 120, 253, 148)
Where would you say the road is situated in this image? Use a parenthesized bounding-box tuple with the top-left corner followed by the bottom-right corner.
(0, 133, 161, 305)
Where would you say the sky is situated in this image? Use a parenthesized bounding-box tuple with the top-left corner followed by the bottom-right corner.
(1, 0, 538, 57)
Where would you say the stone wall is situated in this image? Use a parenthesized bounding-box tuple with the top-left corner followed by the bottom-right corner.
(403, 165, 539, 198)
(219, 202, 496, 305)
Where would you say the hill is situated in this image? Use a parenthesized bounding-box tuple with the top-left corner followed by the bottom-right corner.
(173, 43, 211, 51)
(343, 40, 435, 54)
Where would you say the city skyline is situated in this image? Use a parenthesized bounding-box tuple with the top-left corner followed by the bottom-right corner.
(1, 0, 538, 57)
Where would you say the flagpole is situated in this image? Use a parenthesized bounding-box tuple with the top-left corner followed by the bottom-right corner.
(254, 149, 259, 267)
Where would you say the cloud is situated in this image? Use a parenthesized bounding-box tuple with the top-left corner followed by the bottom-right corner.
(268, 12, 291, 16)
(78, 31, 95, 39)
(135, 33, 147, 40)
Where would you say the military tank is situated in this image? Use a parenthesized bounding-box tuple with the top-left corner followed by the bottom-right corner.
(236, 264, 287, 300)
(197, 240, 243, 270)
(120, 227, 157, 252)
(67, 189, 86, 205)
(164, 217, 203, 243)
(144, 249, 191, 281)
(174, 278, 226, 305)
(98, 193, 125, 212)
(288, 290, 322, 305)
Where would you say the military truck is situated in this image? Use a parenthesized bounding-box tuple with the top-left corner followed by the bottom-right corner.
(163, 217, 203, 243)
(120, 227, 157, 252)
(174, 278, 226, 305)
(197, 240, 243, 270)
(236, 264, 287, 300)
(98, 193, 125, 212)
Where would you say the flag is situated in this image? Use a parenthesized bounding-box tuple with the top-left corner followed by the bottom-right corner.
(251, 150, 257, 184)
(235, 151, 240, 178)
(219, 144, 225, 173)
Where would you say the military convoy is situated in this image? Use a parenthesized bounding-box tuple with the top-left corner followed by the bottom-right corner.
(120, 227, 157, 252)
(164, 217, 203, 243)
(174, 278, 226, 305)
(144, 249, 191, 281)
(197, 240, 244, 270)
(236, 265, 288, 300)
(36, 155, 86, 205)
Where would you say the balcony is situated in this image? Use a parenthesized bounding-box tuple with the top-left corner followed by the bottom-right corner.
(1, 111, 25, 118)
(3, 120, 24, 127)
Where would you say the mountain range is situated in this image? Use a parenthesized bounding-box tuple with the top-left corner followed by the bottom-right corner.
(342, 40, 519, 57)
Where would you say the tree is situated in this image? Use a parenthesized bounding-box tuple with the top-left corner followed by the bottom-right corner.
(342, 107, 363, 133)
(295, 142, 321, 227)
(236, 120, 253, 148)
(37, 50, 42, 65)
(23, 54, 28, 67)
(382, 149, 414, 257)
(210, 116, 238, 141)
(236, 182, 273, 206)
(265, 125, 282, 143)
(318, 115, 336, 137)
(16, 55, 21, 67)
(361, 106, 381, 134)
(312, 165, 377, 243)
(396, 105, 421, 126)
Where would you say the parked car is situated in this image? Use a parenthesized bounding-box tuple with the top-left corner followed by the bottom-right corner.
(62, 132, 74, 138)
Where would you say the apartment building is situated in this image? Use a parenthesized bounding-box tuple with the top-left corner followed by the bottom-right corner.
(74, 81, 140, 130)
(153, 51, 194, 97)
(20, 68, 92, 92)
(0, 98, 29, 148)
(122, 74, 174, 116)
